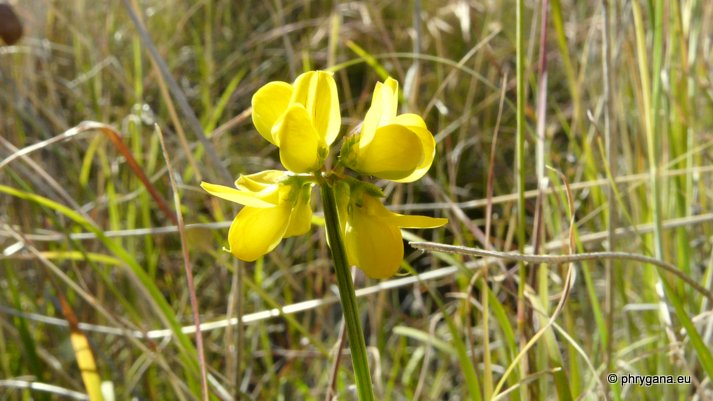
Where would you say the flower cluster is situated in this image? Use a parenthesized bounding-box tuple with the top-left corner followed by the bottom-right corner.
(202, 71, 447, 279)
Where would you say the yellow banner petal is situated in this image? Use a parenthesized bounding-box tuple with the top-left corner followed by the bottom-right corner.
(289, 71, 341, 146)
(313, 71, 341, 145)
(383, 77, 399, 118)
(289, 71, 316, 106)
(251, 81, 293, 145)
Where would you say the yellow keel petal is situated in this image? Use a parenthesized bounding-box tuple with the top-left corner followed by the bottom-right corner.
(284, 186, 313, 237)
(357, 124, 424, 181)
(228, 206, 291, 261)
(389, 125, 435, 183)
(346, 214, 404, 279)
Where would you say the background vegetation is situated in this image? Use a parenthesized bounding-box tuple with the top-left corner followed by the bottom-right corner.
(1, 0, 712, 400)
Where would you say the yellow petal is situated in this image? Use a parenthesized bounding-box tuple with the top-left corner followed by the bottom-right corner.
(312, 72, 341, 145)
(359, 78, 398, 147)
(276, 104, 324, 173)
(290, 71, 315, 106)
(345, 214, 404, 279)
(290, 71, 341, 145)
(364, 195, 447, 228)
(235, 170, 286, 193)
(200, 181, 276, 208)
(356, 124, 424, 181)
(360, 79, 399, 147)
(284, 187, 313, 237)
(393, 113, 427, 129)
(385, 214, 448, 228)
(227, 205, 291, 261)
(252, 81, 293, 145)
(378, 78, 399, 124)
(389, 123, 435, 183)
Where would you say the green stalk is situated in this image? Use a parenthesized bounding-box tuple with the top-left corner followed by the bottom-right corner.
(320, 182, 375, 401)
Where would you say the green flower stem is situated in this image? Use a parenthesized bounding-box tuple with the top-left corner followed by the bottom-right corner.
(320, 181, 375, 401)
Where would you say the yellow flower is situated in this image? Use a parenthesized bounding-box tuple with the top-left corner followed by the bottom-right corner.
(339, 184, 447, 279)
(342, 77, 436, 182)
(200, 170, 312, 261)
(252, 71, 341, 173)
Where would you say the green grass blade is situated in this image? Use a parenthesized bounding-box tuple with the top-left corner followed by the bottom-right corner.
(0, 184, 203, 396)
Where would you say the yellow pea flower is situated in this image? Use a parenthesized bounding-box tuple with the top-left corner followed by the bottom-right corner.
(200, 170, 312, 261)
(340, 184, 448, 279)
(251, 71, 341, 173)
(342, 77, 436, 182)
